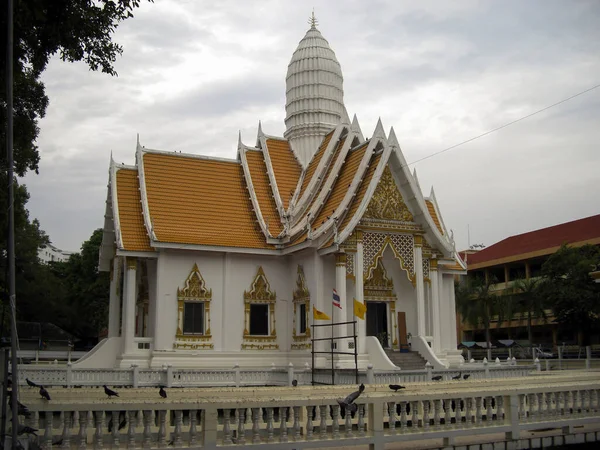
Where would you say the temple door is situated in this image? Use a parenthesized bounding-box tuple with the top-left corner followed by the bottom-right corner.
(397, 311, 409, 352)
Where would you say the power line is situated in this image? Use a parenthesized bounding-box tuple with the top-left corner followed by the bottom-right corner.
(407, 82, 600, 166)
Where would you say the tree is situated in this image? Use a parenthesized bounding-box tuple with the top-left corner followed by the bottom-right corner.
(511, 278, 548, 358)
(456, 276, 501, 360)
(541, 244, 600, 346)
(0, 0, 150, 327)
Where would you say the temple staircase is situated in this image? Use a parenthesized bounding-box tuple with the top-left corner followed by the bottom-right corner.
(384, 349, 428, 370)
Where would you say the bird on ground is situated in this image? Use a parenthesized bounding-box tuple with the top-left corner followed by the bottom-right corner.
(26, 378, 39, 388)
(389, 384, 406, 392)
(103, 385, 119, 398)
(39, 386, 51, 401)
(159, 386, 167, 398)
(463, 374, 471, 380)
(17, 424, 38, 436)
(292, 379, 298, 387)
(7, 392, 31, 417)
(431, 375, 443, 381)
(337, 383, 365, 413)
(451, 372, 462, 380)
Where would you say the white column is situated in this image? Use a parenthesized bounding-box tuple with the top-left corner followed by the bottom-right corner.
(430, 258, 441, 353)
(335, 253, 347, 344)
(107, 257, 121, 338)
(447, 275, 459, 350)
(414, 236, 426, 337)
(355, 231, 366, 353)
(122, 257, 137, 354)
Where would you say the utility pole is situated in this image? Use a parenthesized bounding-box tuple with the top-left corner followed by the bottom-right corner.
(5, 0, 20, 448)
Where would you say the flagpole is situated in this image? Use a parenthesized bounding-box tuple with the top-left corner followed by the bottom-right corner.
(5, 0, 19, 448)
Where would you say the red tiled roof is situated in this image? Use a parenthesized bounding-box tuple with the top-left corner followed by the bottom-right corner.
(468, 214, 600, 268)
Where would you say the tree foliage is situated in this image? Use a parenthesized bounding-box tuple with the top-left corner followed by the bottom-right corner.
(540, 244, 600, 345)
(510, 278, 547, 356)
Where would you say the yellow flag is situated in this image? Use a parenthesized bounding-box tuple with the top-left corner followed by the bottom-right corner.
(313, 306, 331, 321)
(354, 298, 366, 320)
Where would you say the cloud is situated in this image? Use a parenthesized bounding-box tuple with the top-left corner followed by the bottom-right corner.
(22, 0, 600, 253)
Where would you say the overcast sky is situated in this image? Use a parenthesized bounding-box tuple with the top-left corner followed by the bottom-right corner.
(24, 0, 600, 253)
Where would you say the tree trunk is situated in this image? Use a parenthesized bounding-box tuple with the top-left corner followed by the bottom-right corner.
(528, 310, 533, 361)
(485, 318, 492, 361)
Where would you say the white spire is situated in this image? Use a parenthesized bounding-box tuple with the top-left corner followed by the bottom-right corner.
(413, 168, 421, 190)
(373, 117, 386, 140)
(351, 114, 364, 141)
(388, 127, 399, 148)
(284, 15, 345, 167)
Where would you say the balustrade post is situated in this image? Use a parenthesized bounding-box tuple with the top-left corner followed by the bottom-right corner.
(505, 395, 520, 441)
(586, 346, 591, 369)
(234, 363, 240, 387)
(66, 363, 73, 388)
(288, 362, 294, 386)
(367, 364, 374, 384)
(368, 400, 384, 450)
(483, 358, 489, 379)
(166, 364, 173, 388)
(534, 358, 541, 372)
(545, 359, 550, 372)
(558, 347, 563, 369)
(45, 411, 53, 450)
(132, 365, 139, 388)
(202, 406, 218, 450)
(425, 362, 432, 381)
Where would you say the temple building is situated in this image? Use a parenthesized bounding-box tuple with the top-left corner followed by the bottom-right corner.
(85, 16, 466, 370)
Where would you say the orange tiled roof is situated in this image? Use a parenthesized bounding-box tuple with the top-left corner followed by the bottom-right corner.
(305, 137, 346, 215)
(312, 144, 367, 229)
(115, 168, 153, 252)
(245, 149, 284, 237)
(265, 139, 301, 210)
(143, 152, 273, 249)
(425, 200, 444, 235)
(338, 152, 383, 235)
(298, 131, 334, 200)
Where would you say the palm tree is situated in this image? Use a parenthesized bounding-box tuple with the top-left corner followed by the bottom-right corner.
(456, 276, 500, 360)
(512, 278, 548, 359)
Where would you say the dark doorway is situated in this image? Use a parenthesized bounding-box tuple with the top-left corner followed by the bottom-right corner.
(367, 302, 388, 347)
(249, 304, 269, 335)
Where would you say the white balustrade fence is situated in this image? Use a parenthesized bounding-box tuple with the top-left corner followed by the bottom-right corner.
(13, 375, 600, 450)
(17, 363, 536, 389)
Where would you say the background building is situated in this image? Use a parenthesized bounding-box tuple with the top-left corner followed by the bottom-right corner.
(38, 243, 73, 264)
(459, 214, 600, 349)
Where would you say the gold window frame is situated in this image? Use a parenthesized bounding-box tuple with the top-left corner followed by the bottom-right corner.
(174, 263, 213, 350)
(292, 265, 311, 350)
(242, 266, 278, 350)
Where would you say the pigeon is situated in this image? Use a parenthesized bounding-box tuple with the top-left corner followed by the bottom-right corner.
(103, 385, 119, 398)
(292, 379, 298, 387)
(389, 384, 406, 392)
(39, 386, 51, 401)
(463, 374, 471, 380)
(159, 386, 167, 399)
(337, 384, 365, 413)
(17, 424, 38, 436)
(431, 375, 443, 381)
(7, 392, 31, 417)
(26, 378, 39, 388)
(451, 372, 462, 380)
(107, 414, 127, 432)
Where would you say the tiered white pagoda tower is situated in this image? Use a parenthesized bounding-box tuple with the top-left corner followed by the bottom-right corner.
(88, 15, 466, 371)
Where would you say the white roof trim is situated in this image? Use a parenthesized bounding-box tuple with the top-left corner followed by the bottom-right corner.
(239, 146, 273, 239)
(137, 142, 157, 242)
(259, 134, 287, 221)
(110, 158, 124, 250)
(116, 249, 158, 258)
(150, 240, 280, 255)
(142, 146, 238, 165)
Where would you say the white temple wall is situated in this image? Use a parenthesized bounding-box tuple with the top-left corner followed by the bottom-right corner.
(439, 273, 456, 352)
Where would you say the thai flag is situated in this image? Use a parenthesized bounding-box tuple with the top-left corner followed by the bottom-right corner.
(332, 289, 342, 309)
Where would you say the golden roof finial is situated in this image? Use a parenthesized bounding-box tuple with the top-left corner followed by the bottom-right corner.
(308, 9, 318, 29)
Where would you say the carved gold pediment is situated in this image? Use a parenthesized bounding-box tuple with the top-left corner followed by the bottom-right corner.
(365, 260, 396, 299)
(244, 266, 276, 303)
(364, 166, 414, 222)
(293, 266, 310, 301)
(177, 263, 212, 300)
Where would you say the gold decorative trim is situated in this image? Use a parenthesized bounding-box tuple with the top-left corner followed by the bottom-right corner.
(126, 257, 137, 270)
(355, 229, 364, 243)
(242, 266, 278, 350)
(364, 166, 414, 222)
(430, 259, 438, 270)
(360, 221, 424, 234)
(414, 235, 423, 247)
(174, 263, 214, 350)
(364, 260, 399, 350)
(292, 266, 311, 350)
(335, 253, 347, 266)
(365, 236, 415, 286)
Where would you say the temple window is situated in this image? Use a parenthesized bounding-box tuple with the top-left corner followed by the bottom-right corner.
(292, 265, 311, 350)
(242, 266, 278, 350)
(174, 263, 213, 349)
